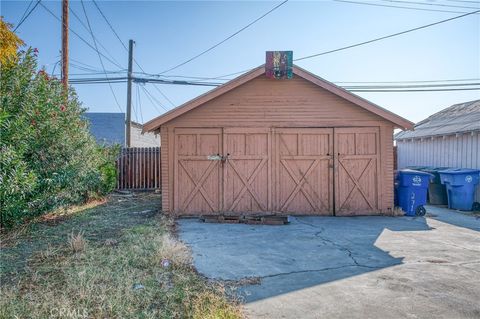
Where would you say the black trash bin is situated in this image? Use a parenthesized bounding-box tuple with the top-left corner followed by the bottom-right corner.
(422, 167, 449, 205)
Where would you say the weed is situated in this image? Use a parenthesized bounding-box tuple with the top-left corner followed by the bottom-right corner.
(392, 207, 406, 216)
(156, 234, 192, 268)
(68, 231, 86, 253)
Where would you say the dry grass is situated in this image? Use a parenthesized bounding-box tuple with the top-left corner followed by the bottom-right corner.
(392, 207, 406, 216)
(0, 193, 242, 319)
(68, 231, 86, 253)
(156, 233, 192, 267)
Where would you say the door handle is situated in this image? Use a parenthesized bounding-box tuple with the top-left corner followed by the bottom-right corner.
(221, 153, 230, 163)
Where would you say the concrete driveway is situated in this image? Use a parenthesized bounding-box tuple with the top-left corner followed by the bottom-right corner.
(178, 207, 480, 319)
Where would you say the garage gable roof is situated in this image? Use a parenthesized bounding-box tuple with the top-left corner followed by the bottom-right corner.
(143, 65, 414, 132)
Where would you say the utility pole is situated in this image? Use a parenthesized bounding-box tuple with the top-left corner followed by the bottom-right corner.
(126, 39, 134, 147)
(61, 0, 69, 89)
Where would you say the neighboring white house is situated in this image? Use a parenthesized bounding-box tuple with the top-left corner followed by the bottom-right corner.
(131, 122, 160, 147)
(84, 112, 159, 147)
(395, 99, 480, 201)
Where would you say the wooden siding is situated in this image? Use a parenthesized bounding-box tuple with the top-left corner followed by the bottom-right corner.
(161, 126, 169, 212)
(382, 126, 395, 214)
(161, 75, 397, 215)
(167, 76, 387, 128)
(143, 66, 413, 131)
(397, 132, 480, 201)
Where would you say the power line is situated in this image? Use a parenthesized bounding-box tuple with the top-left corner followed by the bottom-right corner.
(132, 86, 138, 123)
(342, 82, 480, 88)
(334, 78, 480, 84)
(69, 6, 123, 68)
(14, 0, 41, 31)
(349, 87, 480, 92)
(16, 0, 34, 27)
(136, 84, 144, 123)
(206, 8, 479, 77)
(381, 0, 480, 10)
(149, 84, 176, 107)
(140, 85, 169, 113)
(132, 72, 480, 84)
(295, 8, 480, 61)
(158, 0, 289, 74)
(333, 0, 473, 14)
(90, 1, 143, 73)
(92, 0, 128, 52)
(134, 72, 233, 81)
(91, 0, 176, 108)
(69, 62, 124, 74)
(447, 0, 480, 4)
(69, 58, 126, 74)
(80, 0, 123, 113)
(68, 76, 480, 91)
(39, 2, 124, 69)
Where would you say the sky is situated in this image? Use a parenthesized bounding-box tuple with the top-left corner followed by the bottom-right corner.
(2, 0, 480, 125)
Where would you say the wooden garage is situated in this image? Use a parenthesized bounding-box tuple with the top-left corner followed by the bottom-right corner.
(144, 62, 413, 216)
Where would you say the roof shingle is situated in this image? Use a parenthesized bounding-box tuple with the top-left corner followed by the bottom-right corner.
(395, 99, 480, 140)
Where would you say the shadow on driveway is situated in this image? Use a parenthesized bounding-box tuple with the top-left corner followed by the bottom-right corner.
(425, 205, 480, 232)
(178, 216, 432, 302)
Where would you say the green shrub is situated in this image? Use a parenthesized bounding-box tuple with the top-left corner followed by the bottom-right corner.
(0, 48, 119, 228)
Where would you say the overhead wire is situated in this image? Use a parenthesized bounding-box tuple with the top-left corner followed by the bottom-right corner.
(14, 0, 41, 31)
(140, 86, 168, 113)
(295, 8, 480, 61)
(132, 86, 139, 123)
(334, 78, 480, 84)
(91, 0, 128, 52)
(80, 0, 123, 113)
(332, 0, 473, 14)
(169, 8, 479, 79)
(69, 6, 124, 68)
(91, 0, 176, 108)
(447, 0, 480, 4)
(68, 75, 480, 92)
(39, 2, 124, 69)
(158, 0, 289, 74)
(349, 87, 480, 92)
(16, 0, 34, 27)
(381, 0, 480, 10)
(135, 84, 144, 123)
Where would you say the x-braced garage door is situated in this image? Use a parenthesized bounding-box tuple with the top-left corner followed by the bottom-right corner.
(173, 127, 379, 216)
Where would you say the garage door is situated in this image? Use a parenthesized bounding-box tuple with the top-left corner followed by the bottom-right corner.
(223, 128, 270, 214)
(174, 128, 270, 215)
(174, 127, 378, 216)
(174, 128, 222, 215)
(335, 127, 379, 216)
(275, 128, 334, 215)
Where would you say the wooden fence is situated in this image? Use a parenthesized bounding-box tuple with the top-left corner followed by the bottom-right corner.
(116, 147, 161, 190)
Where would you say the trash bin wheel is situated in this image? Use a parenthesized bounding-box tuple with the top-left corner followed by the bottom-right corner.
(415, 205, 426, 216)
(473, 202, 480, 212)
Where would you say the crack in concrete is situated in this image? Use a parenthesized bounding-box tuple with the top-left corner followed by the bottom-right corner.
(256, 264, 381, 280)
(293, 217, 381, 270)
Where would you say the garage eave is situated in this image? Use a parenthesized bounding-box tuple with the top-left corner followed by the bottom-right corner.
(143, 64, 414, 133)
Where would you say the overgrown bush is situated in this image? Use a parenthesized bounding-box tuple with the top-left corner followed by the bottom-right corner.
(0, 48, 119, 228)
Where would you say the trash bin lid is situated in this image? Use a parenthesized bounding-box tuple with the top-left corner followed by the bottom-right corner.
(398, 169, 434, 177)
(405, 166, 431, 171)
(438, 168, 480, 175)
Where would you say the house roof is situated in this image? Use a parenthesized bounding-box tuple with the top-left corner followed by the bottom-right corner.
(84, 112, 125, 145)
(395, 99, 480, 140)
(143, 65, 414, 132)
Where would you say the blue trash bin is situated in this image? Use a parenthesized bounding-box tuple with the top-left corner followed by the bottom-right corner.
(396, 169, 432, 216)
(438, 168, 480, 211)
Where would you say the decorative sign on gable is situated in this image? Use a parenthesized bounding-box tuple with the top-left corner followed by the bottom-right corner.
(265, 51, 293, 79)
